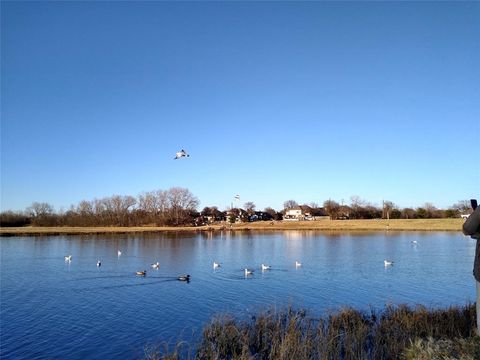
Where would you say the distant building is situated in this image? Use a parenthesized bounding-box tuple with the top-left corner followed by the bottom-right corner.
(284, 207, 304, 221)
(283, 206, 329, 221)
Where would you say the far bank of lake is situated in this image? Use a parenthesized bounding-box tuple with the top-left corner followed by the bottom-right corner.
(0, 218, 465, 236)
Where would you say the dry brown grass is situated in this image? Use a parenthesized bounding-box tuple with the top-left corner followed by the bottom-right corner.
(229, 218, 464, 232)
(144, 304, 477, 360)
(0, 219, 464, 236)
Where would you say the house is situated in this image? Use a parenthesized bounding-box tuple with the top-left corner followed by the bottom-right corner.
(283, 207, 304, 221)
(284, 206, 329, 221)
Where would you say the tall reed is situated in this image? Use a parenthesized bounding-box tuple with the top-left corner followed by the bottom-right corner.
(145, 303, 477, 360)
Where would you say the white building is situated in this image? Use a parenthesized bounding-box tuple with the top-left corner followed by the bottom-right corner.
(284, 208, 304, 221)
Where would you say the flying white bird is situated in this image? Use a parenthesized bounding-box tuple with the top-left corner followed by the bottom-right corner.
(174, 149, 189, 159)
(65, 255, 72, 261)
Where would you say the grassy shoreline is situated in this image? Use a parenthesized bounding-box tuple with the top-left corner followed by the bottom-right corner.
(144, 303, 479, 360)
(0, 219, 464, 236)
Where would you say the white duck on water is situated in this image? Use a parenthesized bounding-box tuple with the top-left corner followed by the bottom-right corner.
(261, 264, 271, 271)
(65, 255, 72, 261)
(244, 268, 253, 276)
(213, 262, 221, 269)
(384, 260, 394, 266)
(151, 262, 160, 269)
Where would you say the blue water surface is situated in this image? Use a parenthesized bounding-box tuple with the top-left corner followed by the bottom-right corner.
(0, 231, 476, 359)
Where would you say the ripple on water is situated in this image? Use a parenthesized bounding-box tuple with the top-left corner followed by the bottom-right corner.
(0, 232, 475, 359)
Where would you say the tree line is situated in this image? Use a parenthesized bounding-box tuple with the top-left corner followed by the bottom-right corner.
(0, 187, 199, 227)
(0, 189, 473, 227)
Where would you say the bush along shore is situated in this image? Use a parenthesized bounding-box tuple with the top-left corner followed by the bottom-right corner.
(144, 303, 479, 360)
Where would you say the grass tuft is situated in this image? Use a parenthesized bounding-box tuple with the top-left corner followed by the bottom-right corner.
(143, 303, 478, 360)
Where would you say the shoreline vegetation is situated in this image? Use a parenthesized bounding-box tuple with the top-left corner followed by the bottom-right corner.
(145, 304, 479, 360)
(0, 219, 465, 237)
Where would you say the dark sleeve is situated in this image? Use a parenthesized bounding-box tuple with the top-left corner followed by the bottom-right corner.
(463, 207, 480, 236)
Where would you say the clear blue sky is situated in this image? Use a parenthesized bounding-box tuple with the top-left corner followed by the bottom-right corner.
(1, 1, 479, 212)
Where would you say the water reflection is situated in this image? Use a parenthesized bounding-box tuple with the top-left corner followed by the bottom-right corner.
(0, 231, 475, 360)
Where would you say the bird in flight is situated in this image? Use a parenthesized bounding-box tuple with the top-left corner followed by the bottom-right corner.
(174, 149, 189, 160)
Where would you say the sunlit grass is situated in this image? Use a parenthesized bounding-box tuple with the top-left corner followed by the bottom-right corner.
(0, 219, 464, 236)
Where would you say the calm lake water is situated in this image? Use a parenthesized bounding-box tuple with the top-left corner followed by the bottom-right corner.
(0, 231, 476, 359)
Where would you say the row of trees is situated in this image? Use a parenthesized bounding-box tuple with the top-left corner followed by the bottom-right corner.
(0, 187, 199, 227)
(315, 198, 472, 220)
(0, 190, 473, 227)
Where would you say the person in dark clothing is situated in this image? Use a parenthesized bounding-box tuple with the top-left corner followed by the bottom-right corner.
(463, 201, 480, 335)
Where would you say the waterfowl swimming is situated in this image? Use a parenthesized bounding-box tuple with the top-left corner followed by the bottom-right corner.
(136, 270, 147, 276)
(213, 262, 221, 269)
(97, 260, 101, 267)
(117, 250, 122, 256)
(151, 262, 160, 269)
(65, 255, 72, 261)
(411, 240, 418, 244)
(295, 261, 302, 267)
(261, 264, 271, 271)
(178, 275, 190, 281)
(174, 149, 189, 160)
(244, 268, 253, 276)
(384, 260, 394, 266)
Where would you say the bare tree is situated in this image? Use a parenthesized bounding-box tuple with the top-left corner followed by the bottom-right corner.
(323, 199, 340, 220)
(77, 200, 94, 216)
(283, 200, 298, 210)
(138, 192, 156, 213)
(75, 200, 95, 226)
(0, 211, 30, 227)
(27, 202, 56, 226)
(27, 202, 54, 218)
(264, 207, 276, 217)
(452, 200, 472, 213)
(244, 202, 256, 215)
(166, 187, 199, 225)
(402, 207, 415, 219)
(424, 202, 438, 218)
(99, 195, 136, 226)
(350, 195, 365, 219)
(138, 190, 167, 224)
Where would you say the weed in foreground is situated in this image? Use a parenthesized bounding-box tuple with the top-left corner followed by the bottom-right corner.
(143, 303, 477, 360)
